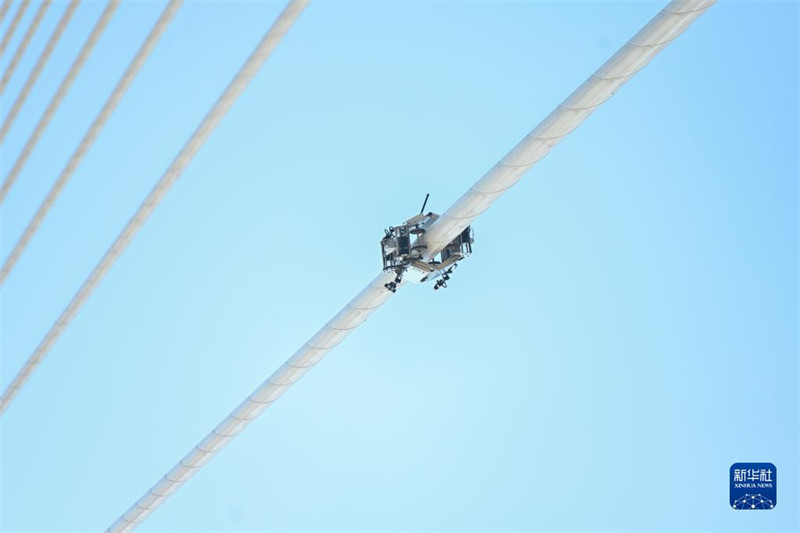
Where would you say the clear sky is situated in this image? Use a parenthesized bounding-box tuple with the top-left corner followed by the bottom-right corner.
(0, 1, 797, 531)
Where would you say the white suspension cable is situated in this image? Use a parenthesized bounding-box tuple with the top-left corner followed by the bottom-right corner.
(0, 0, 307, 423)
(105, 1, 715, 530)
(0, 0, 78, 143)
(108, 271, 394, 532)
(0, 0, 12, 25)
(0, 0, 28, 56)
(0, 0, 119, 205)
(0, 0, 50, 94)
(418, 0, 717, 258)
(0, 0, 180, 413)
(0, 0, 179, 286)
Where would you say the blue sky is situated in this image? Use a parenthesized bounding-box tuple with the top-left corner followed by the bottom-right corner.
(0, 1, 797, 531)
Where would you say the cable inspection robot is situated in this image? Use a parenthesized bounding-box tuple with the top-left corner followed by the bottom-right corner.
(380, 194, 474, 292)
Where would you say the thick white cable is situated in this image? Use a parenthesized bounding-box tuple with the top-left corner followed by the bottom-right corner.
(0, 0, 119, 205)
(0, 0, 178, 286)
(0, 0, 78, 143)
(418, 0, 717, 258)
(0, 0, 181, 411)
(0, 0, 308, 419)
(108, 271, 394, 532)
(0, 0, 12, 25)
(105, 1, 715, 530)
(0, 0, 28, 56)
(0, 0, 50, 93)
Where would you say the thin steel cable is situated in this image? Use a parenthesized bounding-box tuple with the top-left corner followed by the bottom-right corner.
(0, 0, 180, 287)
(0, 0, 119, 205)
(0, 0, 12, 25)
(0, 0, 28, 56)
(105, 1, 714, 530)
(0, 0, 307, 420)
(0, 0, 79, 143)
(0, 0, 50, 93)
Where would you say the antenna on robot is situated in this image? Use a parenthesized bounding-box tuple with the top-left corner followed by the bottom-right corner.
(419, 193, 430, 214)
